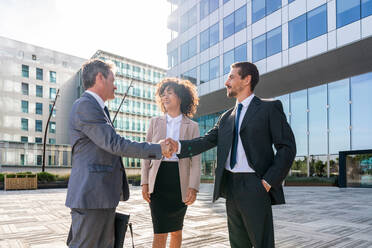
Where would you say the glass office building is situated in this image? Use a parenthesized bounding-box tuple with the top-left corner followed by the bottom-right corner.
(166, 0, 372, 177)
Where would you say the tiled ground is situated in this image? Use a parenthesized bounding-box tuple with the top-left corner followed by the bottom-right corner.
(0, 185, 371, 248)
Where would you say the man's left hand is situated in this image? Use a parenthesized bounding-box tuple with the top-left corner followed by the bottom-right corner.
(184, 188, 197, 205)
(261, 180, 271, 192)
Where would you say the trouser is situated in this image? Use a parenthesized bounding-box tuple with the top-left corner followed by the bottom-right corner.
(225, 170, 274, 248)
(67, 208, 116, 248)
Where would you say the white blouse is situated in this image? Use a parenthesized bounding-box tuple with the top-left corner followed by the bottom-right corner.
(164, 113, 182, 161)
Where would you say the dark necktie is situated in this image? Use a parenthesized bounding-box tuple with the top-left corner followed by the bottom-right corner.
(230, 103, 243, 169)
(104, 106, 112, 123)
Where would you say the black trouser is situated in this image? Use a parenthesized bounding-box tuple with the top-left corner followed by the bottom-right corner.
(224, 170, 274, 248)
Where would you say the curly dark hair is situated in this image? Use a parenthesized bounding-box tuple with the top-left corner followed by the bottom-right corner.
(155, 78, 199, 118)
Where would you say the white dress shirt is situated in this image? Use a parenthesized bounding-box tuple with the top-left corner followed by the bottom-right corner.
(225, 94, 255, 173)
(164, 113, 182, 161)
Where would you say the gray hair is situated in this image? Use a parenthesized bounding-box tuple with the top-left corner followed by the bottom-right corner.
(81, 59, 115, 90)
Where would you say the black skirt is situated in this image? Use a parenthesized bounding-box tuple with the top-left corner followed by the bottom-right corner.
(149, 161, 187, 234)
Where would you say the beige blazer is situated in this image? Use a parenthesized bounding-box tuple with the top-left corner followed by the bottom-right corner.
(141, 115, 201, 202)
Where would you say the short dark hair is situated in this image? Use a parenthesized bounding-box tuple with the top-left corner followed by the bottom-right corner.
(155, 78, 199, 118)
(81, 59, 114, 90)
(231, 62, 259, 92)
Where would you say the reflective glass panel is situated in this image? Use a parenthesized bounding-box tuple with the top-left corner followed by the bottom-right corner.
(200, 61, 209, 84)
(252, 33, 266, 62)
(308, 85, 327, 155)
(252, 0, 265, 23)
(307, 4, 327, 40)
(209, 22, 219, 47)
(289, 14, 307, 47)
(267, 26, 282, 57)
(200, 0, 209, 20)
(267, 0, 281, 16)
(181, 42, 188, 62)
(235, 5, 247, 33)
(290, 90, 308, 156)
(351, 72, 372, 150)
(336, 0, 360, 28)
(362, 0, 372, 18)
(223, 13, 234, 38)
(328, 79, 350, 154)
(210, 0, 219, 13)
(209, 57, 219, 80)
(189, 36, 197, 58)
(200, 28, 209, 52)
(234, 43, 247, 63)
(223, 49, 234, 75)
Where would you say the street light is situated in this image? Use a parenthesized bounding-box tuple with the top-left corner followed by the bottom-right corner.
(42, 88, 60, 172)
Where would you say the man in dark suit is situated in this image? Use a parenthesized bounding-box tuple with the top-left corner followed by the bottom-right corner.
(169, 62, 296, 248)
(66, 59, 172, 248)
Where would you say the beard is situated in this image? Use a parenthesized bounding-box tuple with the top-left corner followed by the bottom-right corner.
(227, 89, 237, 98)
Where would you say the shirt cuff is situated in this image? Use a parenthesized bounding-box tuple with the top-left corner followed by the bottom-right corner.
(262, 179, 271, 188)
(177, 141, 181, 154)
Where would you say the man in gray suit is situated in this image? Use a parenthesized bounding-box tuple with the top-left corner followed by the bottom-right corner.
(66, 59, 173, 248)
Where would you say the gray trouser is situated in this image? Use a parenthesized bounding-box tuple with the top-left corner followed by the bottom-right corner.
(68, 208, 116, 248)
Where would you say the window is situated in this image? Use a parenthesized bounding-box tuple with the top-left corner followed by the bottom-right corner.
(288, 0, 295, 3)
(21, 136, 28, 143)
(35, 137, 42, 143)
(20, 154, 25, 165)
(36, 103, 43, 115)
(289, 5, 327, 48)
(223, 50, 234, 75)
(182, 68, 197, 84)
(307, 4, 327, 41)
(49, 121, 56, 133)
(224, 0, 230, 3)
(291, 90, 308, 156)
(50, 71, 56, 83)
(49, 138, 56, 145)
(21, 100, 28, 113)
(36, 68, 43, 80)
(35, 120, 42, 132)
(22, 83, 29, 95)
(200, 0, 219, 20)
(362, 0, 372, 18)
(200, 61, 209, 84)
(224, 44, 248, 75)
(267, 26, 282, 57)
(200, 22, 219, 52)
(21, 118, 28, 131)
(336, 0, 360, 28)
(181, 36, 197, 62)
(253, 34, 266, 62)
(37, 155, 42, 165)
(223, 13, 235, 38)
(235, 5, 247, 33)
(22, 65, 29, 78)
(32, 54, 37, 60)
(289, 14, 307, 47)
(181, 5, 197, 33)
(50, 88, 56, 99)
(252, 0, 281, 23)
(168, 48, 178, 68)
(209, 57, 220, 80)
(36, 85, 43, 97)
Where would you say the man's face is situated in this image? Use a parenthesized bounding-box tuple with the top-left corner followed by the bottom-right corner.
(103, 70, 116, 100)
(224, 67, 249, 98)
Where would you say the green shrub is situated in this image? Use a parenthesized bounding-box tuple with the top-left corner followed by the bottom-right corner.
(286, 176, 337, 185)
(0, 173, 4, 182)
(56, 174, 70, 182)
(37, 172, 56, 182)
(127, 174, 141, 181)
(6, 174, 16, 178)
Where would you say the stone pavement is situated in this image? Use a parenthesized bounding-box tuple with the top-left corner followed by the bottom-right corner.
(0, 185, 372, 248)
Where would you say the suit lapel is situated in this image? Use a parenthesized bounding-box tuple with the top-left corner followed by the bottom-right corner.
(240, 96, 261, 132)
(179, 115, 190, 140)
(219, 108, 235, 165)
(159, 115, 167, 140)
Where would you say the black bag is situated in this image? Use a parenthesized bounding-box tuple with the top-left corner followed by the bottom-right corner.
(114, 212, 134, 248)
(66, 212, 134, 248)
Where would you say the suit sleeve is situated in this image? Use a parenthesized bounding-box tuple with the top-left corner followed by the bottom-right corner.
(263, 101, 296, 187)
(178, 114, 222, 159)
(75, 101, 162, 159)
(187, 123, 202, 191)
(141, 118, 155, 185)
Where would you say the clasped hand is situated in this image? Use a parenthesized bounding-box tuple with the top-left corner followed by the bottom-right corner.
(159, 138, 179, 158)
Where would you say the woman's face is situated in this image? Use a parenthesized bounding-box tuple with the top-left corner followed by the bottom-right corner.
(160, 86, 181, 112)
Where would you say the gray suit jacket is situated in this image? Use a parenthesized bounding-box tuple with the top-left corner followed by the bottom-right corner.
(65, 92, 162, 209)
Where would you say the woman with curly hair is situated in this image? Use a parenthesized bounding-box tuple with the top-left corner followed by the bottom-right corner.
(141, 78, 201, 248)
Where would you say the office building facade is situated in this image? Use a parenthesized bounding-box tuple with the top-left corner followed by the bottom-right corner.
(166, 0, 372, 178)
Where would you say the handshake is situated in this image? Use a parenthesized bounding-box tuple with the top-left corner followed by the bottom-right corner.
(159, 138, 179, 158)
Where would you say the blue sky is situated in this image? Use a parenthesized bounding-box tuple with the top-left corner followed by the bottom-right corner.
(0, 0, 171, 68)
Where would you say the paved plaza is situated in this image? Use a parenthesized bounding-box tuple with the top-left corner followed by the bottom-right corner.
(0, 185, 372, 248)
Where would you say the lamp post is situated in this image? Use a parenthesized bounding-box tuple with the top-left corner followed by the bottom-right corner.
(112, 80, 134, 123)
(42, 88, 60, 172)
